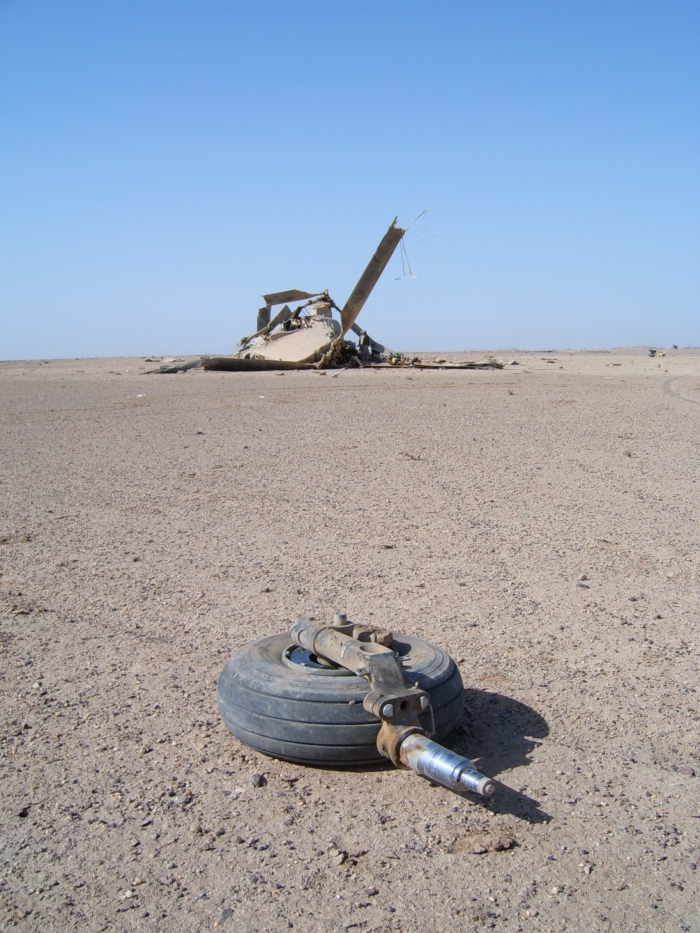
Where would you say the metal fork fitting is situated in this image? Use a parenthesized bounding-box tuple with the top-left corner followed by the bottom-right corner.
(290, 616, 495, 798)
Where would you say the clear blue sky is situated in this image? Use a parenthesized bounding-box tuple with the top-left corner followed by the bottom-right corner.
(1, 1, 698, 358)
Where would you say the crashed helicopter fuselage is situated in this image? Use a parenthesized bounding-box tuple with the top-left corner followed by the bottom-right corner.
(155, 216, 505, 373)
(234, 218, 405, 367)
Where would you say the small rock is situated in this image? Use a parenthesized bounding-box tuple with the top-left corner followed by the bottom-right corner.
(251, 773, 267, 788)
(579, 574, 588, 581)
(584, 865, 592, 875)
(366, 887, 378, 897)
(220, 907, 234, 922)
(680, 766, 695, 777)
(551, 886, 560, 895)
(576, 582, 590, 589)
(493, 835, 517, 851)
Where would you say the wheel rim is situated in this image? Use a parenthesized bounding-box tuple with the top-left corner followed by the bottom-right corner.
(282, 644, 355, 676)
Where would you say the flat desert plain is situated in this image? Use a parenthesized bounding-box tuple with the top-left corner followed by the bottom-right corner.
(1, 348, 699, 933)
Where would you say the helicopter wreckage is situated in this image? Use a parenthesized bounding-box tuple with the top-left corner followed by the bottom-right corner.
(157, 218, 503, 373)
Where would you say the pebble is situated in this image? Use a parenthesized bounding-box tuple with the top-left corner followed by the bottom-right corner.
(251, 773, 267, 788)
(366, 887, 378, 897)
(680, 766, 695, 777)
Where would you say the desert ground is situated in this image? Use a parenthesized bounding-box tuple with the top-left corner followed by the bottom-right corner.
(1, 347, 699, 933)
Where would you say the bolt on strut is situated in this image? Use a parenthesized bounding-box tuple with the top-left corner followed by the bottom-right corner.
(290, 615, 495, 798)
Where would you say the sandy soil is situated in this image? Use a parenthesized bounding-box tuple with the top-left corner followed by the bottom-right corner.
(1, 347, 699, 933)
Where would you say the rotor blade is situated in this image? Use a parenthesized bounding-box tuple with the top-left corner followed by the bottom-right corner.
(339, 219, 405, 336)
(262, 289, 322, 306)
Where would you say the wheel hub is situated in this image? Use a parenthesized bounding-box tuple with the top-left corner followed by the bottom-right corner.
(282, 644, 355, 676)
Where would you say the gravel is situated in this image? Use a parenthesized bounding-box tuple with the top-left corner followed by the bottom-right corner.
(0, 348, 698, 931)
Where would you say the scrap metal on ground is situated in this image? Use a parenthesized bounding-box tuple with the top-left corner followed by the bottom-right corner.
(156, 218, 504, 373)
(218, 611, 495, 798)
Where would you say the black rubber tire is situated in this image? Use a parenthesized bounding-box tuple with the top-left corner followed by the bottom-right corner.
(217, 632, 463, 766)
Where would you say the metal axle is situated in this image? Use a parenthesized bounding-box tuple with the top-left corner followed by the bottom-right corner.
(399, 733, 495, 797)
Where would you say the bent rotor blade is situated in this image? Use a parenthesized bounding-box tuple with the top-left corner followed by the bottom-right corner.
(262, 290, 321, 306)
(339, 219, 405, 337)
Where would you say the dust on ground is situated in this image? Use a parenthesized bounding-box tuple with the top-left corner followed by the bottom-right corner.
(1, 348, 699, 932)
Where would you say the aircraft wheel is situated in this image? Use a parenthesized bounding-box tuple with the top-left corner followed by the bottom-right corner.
(217, 631, 463, 766)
